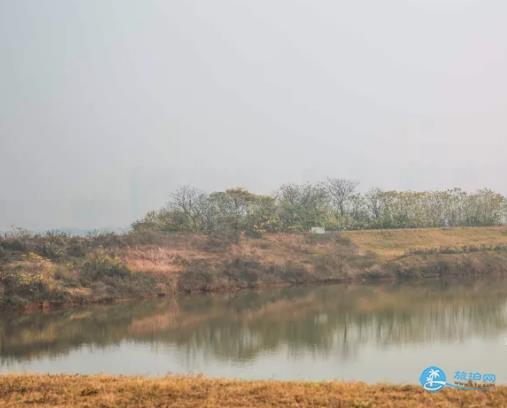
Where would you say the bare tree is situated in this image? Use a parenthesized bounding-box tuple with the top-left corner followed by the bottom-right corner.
(135, 182, 507, 233)
(169, 185, 208, 231)
(325, 178, 358, 217)
(276, 183, 330, 230)
(365, 188, 383, 222)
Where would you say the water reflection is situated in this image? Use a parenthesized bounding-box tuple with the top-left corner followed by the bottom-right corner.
(1, 279, 507, 381)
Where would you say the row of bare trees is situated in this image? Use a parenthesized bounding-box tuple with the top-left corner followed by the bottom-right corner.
(133, 179, 507, 234)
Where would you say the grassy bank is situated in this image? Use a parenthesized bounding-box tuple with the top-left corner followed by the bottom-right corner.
(2, 226, 507, 310)
(0, 374, 506, 407)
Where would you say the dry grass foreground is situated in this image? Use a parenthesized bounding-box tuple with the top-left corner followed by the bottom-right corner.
(0, 375, 506, 408)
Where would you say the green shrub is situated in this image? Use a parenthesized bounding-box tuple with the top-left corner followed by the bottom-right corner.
(53, 264, 79, 287)
(0, 269, 50, 304)
(178, 261, 216, 293)
(79, 251, 131, 284)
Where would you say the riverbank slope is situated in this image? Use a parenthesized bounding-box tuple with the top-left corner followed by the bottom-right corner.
(2, 226, 507, 310)
(0, 374, 505, 407)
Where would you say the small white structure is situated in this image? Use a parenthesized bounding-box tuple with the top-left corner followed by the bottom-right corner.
(310, 227, 325, 234)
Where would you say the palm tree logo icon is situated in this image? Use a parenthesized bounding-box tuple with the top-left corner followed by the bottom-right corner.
(419, 366, 447, 392)
(427, 369, 440, 385)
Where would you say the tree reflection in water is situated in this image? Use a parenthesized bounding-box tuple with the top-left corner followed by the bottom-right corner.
(1, 278, 507, 366)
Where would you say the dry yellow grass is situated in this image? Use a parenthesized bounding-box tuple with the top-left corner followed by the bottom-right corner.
(122, 227, 507, 277)
(4, 227, 507, 310)
(343, 226, 507, 260)
(119, 234, 343, 277)
(0, 375, 506, 407)
(86, 228, 507, 297)
(121, 245, 216, 275)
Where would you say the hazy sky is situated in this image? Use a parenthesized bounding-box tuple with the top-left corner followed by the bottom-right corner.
(1, 0, 507, 231)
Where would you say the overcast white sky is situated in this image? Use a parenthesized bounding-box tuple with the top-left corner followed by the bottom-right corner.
(1, 0, 507, 231)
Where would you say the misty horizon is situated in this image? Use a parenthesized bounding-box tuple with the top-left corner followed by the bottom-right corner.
(2, 1, 507, 231)
(1, 181, 504, 233)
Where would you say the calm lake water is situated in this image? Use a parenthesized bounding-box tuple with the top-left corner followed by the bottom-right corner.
(1, 279, 506, 384)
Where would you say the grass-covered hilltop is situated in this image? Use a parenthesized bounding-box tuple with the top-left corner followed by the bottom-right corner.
(1, 180, 507, 311)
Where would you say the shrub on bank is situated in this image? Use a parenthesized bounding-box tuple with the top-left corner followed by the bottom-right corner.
(79, 250, 131, 284)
